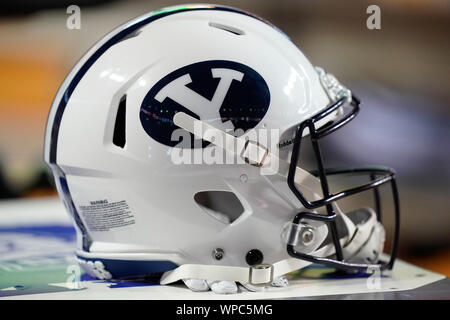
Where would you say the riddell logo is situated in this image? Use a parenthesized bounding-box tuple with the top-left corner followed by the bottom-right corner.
(278, 138, 295, 149)
(140, 60, 270, 148)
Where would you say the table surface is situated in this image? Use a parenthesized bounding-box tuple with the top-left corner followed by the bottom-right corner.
(0, 197, 447, 300)
(293, 278, 450, 300)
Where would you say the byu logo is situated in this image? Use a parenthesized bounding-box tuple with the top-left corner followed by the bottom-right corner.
(140, 60, 270, 148)
(155, 68, 243, 131)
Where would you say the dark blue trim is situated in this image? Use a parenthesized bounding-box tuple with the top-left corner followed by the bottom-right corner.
(48, 5, 266, 164)
(57, 172, 92, 251)
(77, 255, 178, 279)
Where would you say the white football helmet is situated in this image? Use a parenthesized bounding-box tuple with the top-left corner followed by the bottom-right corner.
(44, 4, 399, 286)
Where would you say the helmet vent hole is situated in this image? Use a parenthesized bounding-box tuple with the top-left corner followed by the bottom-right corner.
(208, 22, 245, 35)
(194, 191, 244, 224)
(113, 95, 127, 148)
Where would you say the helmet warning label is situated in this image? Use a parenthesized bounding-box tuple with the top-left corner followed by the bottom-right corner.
(78, 200, 135, 232)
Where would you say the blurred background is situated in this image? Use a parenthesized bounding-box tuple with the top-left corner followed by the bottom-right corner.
(0, 0, 448, 275)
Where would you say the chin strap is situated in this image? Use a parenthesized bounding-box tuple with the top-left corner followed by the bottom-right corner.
(160, 258, 310, 285)
(173, 111, 322, 188)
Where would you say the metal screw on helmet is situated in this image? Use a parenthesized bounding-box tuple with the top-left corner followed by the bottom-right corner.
(301, 228, 314, 244)
(213, 248, 224, 260)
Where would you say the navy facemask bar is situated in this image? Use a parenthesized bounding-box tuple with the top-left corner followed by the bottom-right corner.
(286, 96, 400, 272)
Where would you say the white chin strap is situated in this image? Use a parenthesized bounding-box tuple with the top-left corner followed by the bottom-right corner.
(163, 112, 373, 285)
(174, 111, 320, 181)
(160, 258, 310, 285)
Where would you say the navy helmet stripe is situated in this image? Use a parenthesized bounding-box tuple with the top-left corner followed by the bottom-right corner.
(48, 5, 264, 164)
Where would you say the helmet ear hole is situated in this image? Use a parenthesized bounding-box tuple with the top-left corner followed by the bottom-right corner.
(194, 191, 244, 224)
(112, 95, 127, 148)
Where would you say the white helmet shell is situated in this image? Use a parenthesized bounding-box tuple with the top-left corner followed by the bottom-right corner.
(45, 4, 398, 284)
